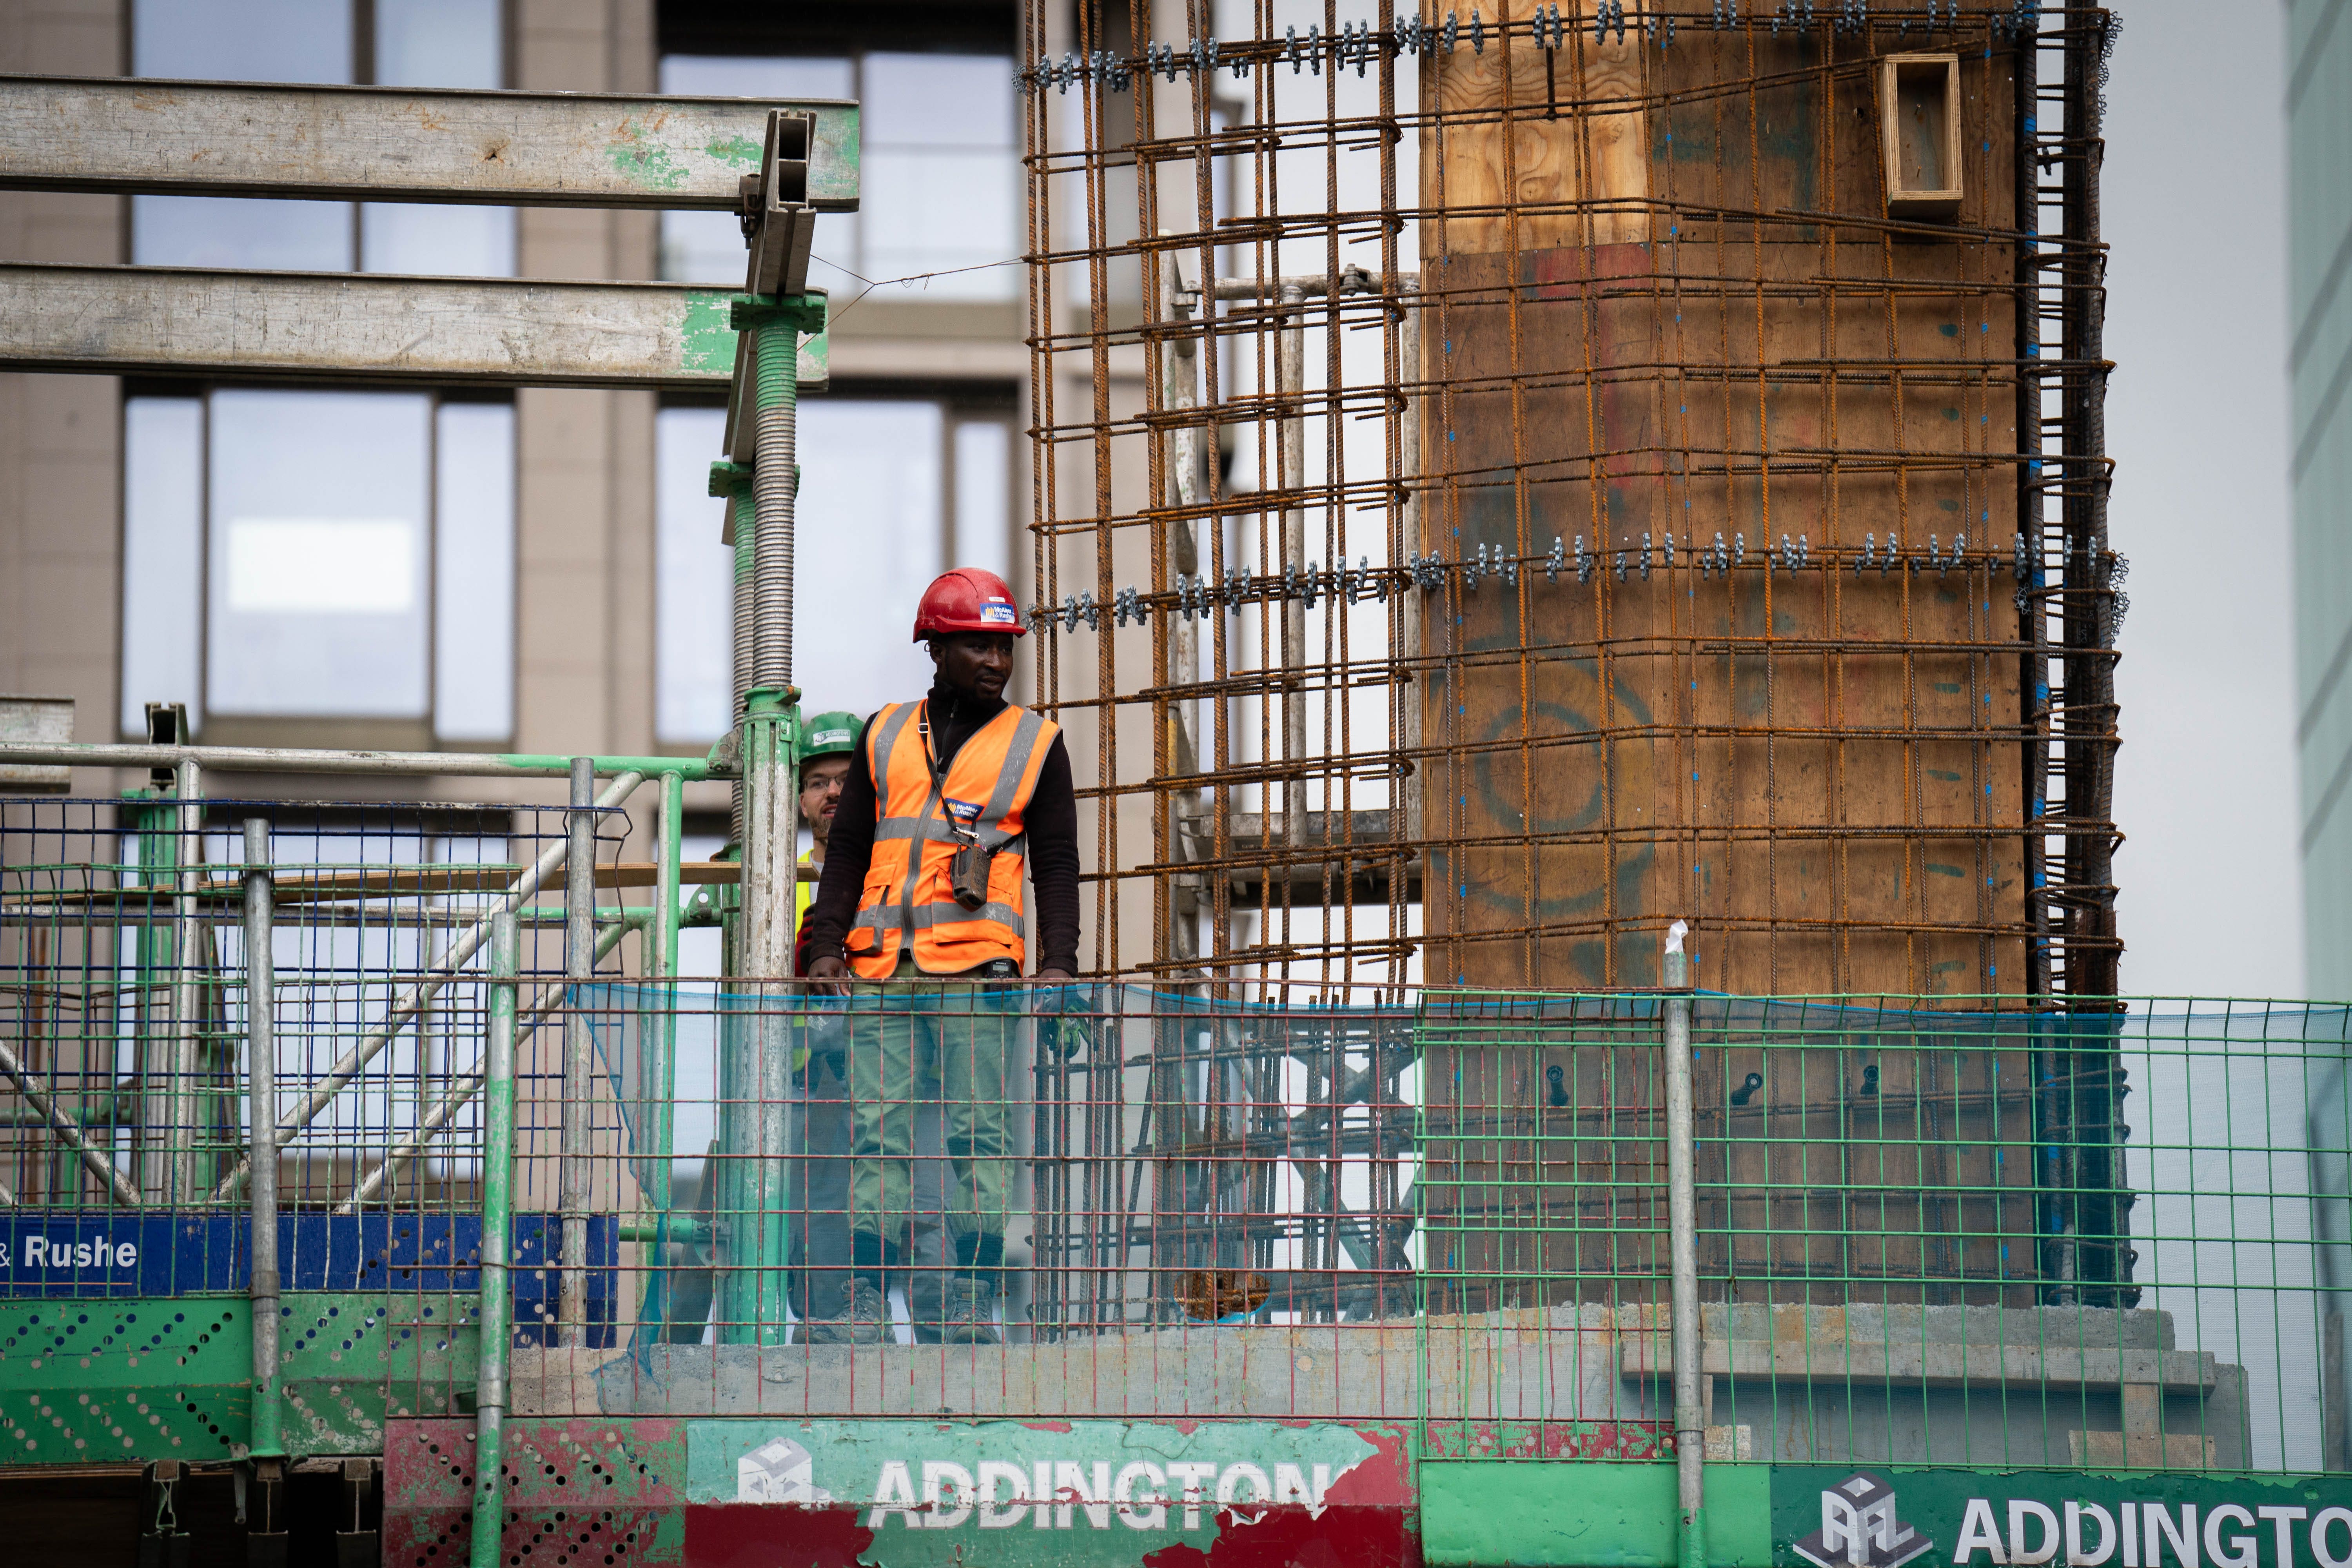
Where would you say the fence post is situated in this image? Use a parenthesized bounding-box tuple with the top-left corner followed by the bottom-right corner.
(653, 768, 684, 1177)
(241, 816, 287, 1556)
(241, 817, 282, 1460)
(1662, 919, 1704, 1568)
(472, 911, 519, 1568)
(560, 756, 595, 1346)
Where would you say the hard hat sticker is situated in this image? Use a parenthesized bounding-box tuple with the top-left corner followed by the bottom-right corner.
(979, 603, 1017, 624)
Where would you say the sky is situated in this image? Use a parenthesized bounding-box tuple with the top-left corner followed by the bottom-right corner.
(2103, 0, 2303, 1000)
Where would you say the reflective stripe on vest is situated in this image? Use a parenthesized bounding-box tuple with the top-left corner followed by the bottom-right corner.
(847, 699, 1056, 978)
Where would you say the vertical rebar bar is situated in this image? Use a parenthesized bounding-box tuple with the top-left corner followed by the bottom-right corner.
(1662, 920, 1702, 1568)
(559, 756, 594, 1346)
(470, 909, 519, 1568)
(241, 817, 283, 1461)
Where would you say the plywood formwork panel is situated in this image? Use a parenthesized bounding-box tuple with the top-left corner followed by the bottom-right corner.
(1417, 16, 2027, 1001)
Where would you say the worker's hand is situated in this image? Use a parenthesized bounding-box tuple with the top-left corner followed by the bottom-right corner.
(1032, 968, 1090, 1059)
(806, 953, 853, 998)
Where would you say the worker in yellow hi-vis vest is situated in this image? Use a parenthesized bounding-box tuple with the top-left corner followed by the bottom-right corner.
(804, 568, 1080, 1345)
(785, 710, 857, 1340)
(792, 711, 859, 961)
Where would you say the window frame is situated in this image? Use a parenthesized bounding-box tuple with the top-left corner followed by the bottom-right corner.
(653, 37, 1020, 308)
(117, 380, 519, 746)
(128, 0, 516, 270)
(651, 381, 1020, 747)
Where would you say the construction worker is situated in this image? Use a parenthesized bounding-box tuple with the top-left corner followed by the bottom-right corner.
(662, 710, 861, 1347)
(803, 566, 1079, 1345)
(790, 711, 964, 1345)
(788, 711, 858, 1340)
(793, 711, 860, 962)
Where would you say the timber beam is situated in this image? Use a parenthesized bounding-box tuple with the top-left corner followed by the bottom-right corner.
(0, 74, 859, 210)
(0, 264, 828, 390)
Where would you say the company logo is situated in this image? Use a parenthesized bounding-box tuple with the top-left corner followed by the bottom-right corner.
(3, 1234, 140, 1272)
(731, 1441, 1354, 1531)
(1796, 1474, 1933, 1568)
(810, 728, 854, 750)
(738, 1438, 830, 1505)
(979, 601, 1018, 625)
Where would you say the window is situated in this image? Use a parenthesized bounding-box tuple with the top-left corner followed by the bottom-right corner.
(131, 0, 514, 278)
(121, 0, 517, 737)
(655, 50, 1017, 301)
(122, 391, 515, 739)
(209, 390, 432, 717)
(432, 403, 517, 740)
(655, 406, 735, 744)
(654, 397, 1016, 744)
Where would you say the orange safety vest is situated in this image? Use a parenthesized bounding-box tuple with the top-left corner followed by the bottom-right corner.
(846, 699, 1059, 978)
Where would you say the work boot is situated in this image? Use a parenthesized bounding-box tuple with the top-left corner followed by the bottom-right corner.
(802, 1276, 890, 1345)
(942, 1276, 1000, 1345)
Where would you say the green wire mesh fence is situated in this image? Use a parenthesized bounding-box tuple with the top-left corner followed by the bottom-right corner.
(3, 795, 2348, 1474)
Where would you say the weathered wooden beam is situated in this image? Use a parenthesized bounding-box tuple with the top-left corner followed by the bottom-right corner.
(0, 264, 828, 390)
(0, 75, 858, 210)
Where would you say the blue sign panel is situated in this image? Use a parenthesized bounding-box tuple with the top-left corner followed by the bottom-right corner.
(0, 1211, 618, 1347)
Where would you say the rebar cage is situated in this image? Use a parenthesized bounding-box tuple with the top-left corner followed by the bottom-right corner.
(1019, 1, 2120, 1002)
(2, 792, 2345, 1480)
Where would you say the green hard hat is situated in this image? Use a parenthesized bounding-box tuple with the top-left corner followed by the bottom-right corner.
(801, 710, 862, 769)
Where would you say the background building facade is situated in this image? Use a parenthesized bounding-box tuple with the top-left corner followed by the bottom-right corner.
(2295, 1, 2352, 1001)
(0, 0, 1029, 956)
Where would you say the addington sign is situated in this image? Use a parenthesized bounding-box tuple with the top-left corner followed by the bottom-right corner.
(1775, 1468, 2352, 1568)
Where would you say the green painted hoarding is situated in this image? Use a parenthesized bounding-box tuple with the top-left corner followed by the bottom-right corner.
(1426, 1462, 2352, 1568)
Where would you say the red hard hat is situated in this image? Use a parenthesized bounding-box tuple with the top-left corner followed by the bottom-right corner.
(913, 567, 1027, 642)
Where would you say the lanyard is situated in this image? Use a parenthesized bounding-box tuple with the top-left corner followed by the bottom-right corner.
(915, 700, 980, 847)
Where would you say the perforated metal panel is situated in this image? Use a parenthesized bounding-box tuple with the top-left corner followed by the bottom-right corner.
(0, 1292, 483, 1462)
(0, 1296, 251, 1461)
(384, 1417, 686, 1567)
(279, 1292, 481, 1455)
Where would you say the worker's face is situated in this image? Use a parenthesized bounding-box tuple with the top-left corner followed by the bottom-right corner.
(929, 632, 1014, 703)
(799, 754, 851, 844)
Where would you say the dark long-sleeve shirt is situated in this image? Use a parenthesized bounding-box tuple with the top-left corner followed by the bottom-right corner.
(802, 682, 1080, 975)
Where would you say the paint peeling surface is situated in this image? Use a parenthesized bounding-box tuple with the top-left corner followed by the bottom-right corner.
(684, 1417, 1403, 1539)
(0, 78, 860, 210)
(1417, 1420, 1670, 1461)
(385, 1417, 1409, 1568)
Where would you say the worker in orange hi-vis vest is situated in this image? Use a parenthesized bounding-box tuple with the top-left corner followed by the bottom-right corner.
(803, 567, 1079, 1345)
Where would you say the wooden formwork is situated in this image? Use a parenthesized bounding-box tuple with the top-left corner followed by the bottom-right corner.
(1416, 18, 2030, 1002)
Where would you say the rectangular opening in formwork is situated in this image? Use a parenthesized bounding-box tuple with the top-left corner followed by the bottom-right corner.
(1019, 2, 2120, 1003)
